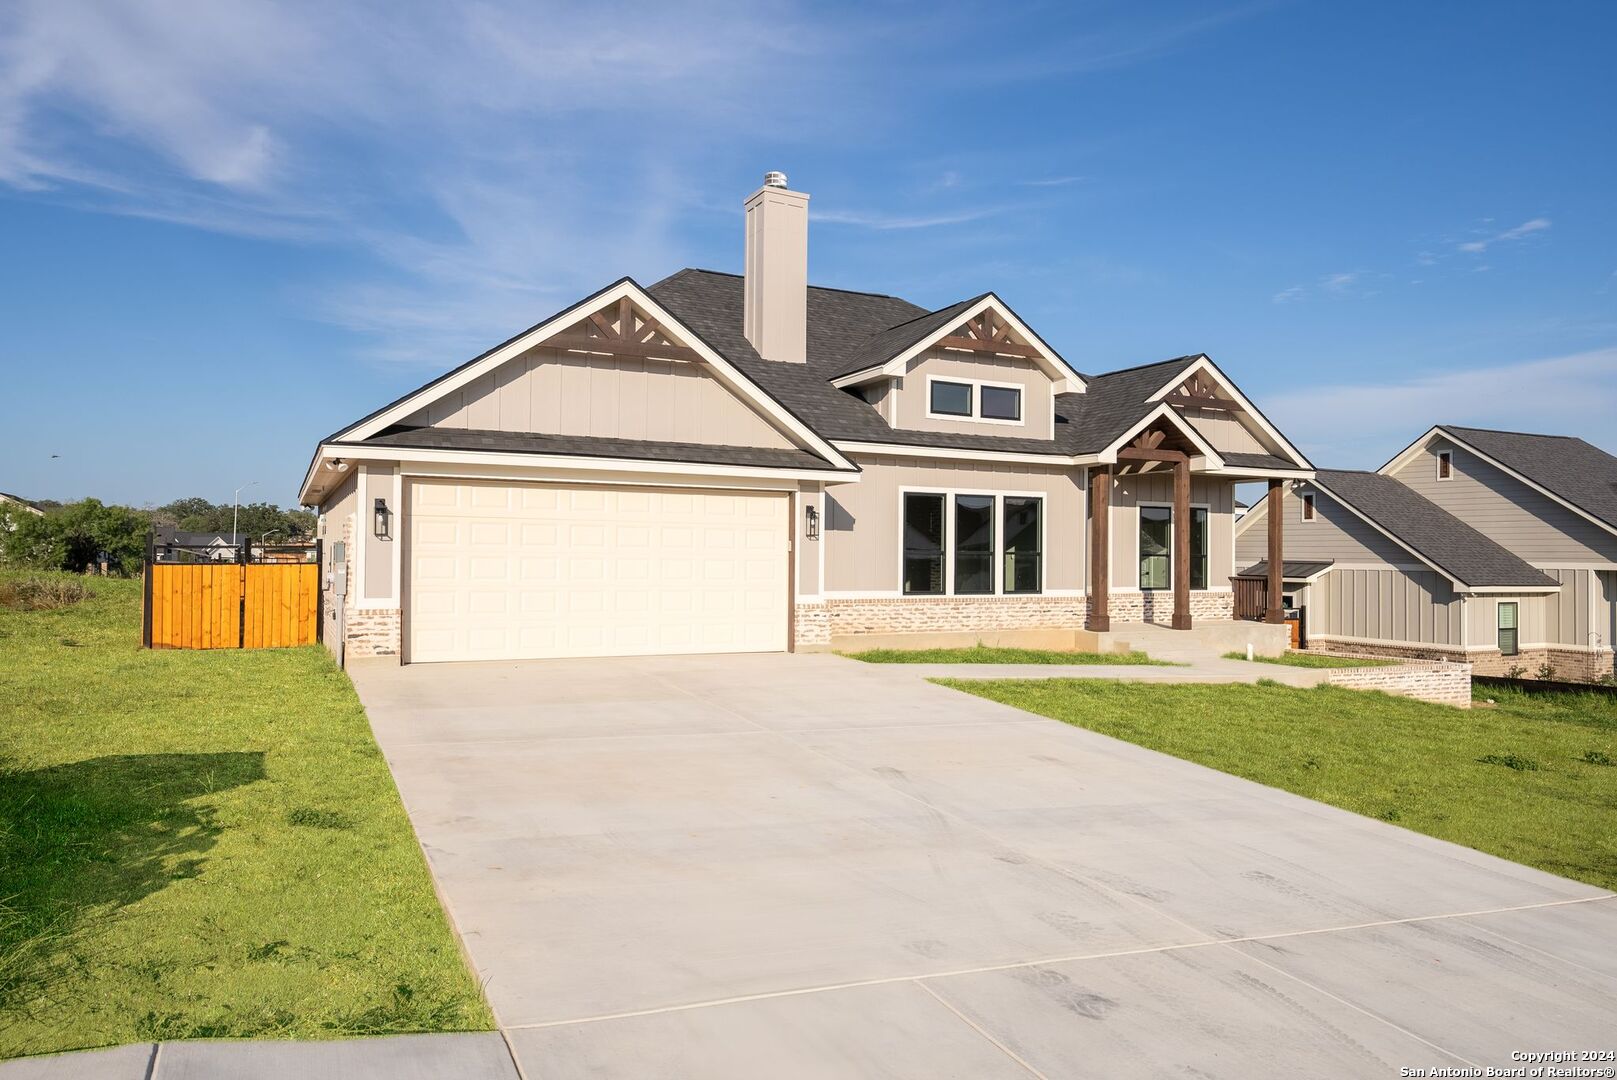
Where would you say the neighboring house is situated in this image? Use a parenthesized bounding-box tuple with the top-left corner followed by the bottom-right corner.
(300, 173, 1312, 663)
(152, 526, 241, 563)
(1235, 427, 1617, 680)
(0, 491, 44, 519)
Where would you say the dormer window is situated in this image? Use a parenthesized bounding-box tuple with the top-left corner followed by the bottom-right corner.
(929, 379, 973, 417)
(925, 375, 1024, 426)
(1437, 450, 1452, 480)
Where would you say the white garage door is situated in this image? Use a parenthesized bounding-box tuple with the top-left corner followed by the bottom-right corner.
(406, 479, 789, 662)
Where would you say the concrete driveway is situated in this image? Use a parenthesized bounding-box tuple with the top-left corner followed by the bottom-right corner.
(351, 653, 1617, 1079)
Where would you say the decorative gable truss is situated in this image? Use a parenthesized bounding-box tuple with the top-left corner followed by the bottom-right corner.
(830, 294, 1084, 392)
(1146, 354, 1312, 473)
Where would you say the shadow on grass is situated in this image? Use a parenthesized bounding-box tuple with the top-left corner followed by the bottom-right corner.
(0, 752, 265, 1025)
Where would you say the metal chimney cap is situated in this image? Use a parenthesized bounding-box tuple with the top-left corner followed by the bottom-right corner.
(763, 170, 789, 189)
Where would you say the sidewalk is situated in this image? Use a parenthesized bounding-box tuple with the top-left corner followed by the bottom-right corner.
(0, 1033, 519, 1080)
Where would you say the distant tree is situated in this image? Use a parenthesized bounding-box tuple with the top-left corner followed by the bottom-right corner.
(152, 497, 216, 528)
(151, 498, 315, 540)
(0, 499, 150, 574)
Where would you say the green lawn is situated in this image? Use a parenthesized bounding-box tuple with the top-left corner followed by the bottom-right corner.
(1221, 650, 1397, 669)
(0, 575, 491, 1059)
(843, 645, 1169, 665)
(937, 677, 1617, 890)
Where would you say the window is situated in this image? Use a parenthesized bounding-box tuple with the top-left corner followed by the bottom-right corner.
(1497, 602, 1518, 656)
(929, 380, 973, 417)
(1138, 506, 1209, 591)
(954, 495, 995, 594)
(980, 385, 1022, 422)
(1190, 506, 1209, 590)
(902, 493, 945, 595)
(1139, 506, 1172, 590)
(1301, 492, 1316, 521)
(1437, 450, 1453, 480)
(1003, 497, 1042, 593)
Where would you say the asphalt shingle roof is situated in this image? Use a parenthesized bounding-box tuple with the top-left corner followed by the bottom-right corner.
(356, 427, 836, 471)
(1313, 469, 1558, 589)
(1439, 425, 1617, 533)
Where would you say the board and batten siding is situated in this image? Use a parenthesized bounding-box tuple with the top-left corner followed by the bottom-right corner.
(316, 471, 357, 654)
(1389, 440, 1617, 564)
(891, 351, 1055, 439)
(824, 456, 1083, 593)
(401, 345, 797, 450)
(1107, 472, 1237, 591)
(1467, 568, 1616, 650)
(1313, 568, 1462, 647)
(1235, 484, 1411, 566)
(1179, 408, 1270, 456)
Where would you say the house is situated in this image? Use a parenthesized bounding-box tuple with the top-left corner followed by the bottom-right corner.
(1235, 427, 1617, 680)
(300, 173, 1312, 664)
(152, 526, 241, 563)
(0, 491, 44, 518)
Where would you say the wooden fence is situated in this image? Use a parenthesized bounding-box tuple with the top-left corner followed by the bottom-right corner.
(144, 548, 321, 650)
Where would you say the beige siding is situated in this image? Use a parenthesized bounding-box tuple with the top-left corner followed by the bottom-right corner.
(891, 351, 1056, 440)
(1466, 593, 1549, 651)
(796, 481, 822, 597)
(1602, 571, 1617, 651)
(1313, 568, 1462, 646)
(824, 456, 1083, 593)
(1236, 484, 1412, 567)
(402, 345, 796, 450)
(362, 467, 395, 602)
(317, 472, 357, 655)
(1389, 439, 1617, 563)
(1180, 408, 1269, 455)
(1106, 473, 1237, 590)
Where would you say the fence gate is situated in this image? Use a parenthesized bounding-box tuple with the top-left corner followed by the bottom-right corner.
(143, 538, 322, 650)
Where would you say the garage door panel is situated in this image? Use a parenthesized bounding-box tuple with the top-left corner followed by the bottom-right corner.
(407, 479, 788, 662)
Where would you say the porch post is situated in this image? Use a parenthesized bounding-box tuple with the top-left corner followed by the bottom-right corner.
(1172, 458, 1192, 630)
(1087, 467, 1110, 632)
(1265, 478, 1285, 624)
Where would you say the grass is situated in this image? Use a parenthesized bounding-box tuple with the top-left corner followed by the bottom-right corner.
(1221, 650, 1397, 670)
(0, 573, 492, 1059)
(936, 677, 1617, 891)
(842, 645, 1169, 666)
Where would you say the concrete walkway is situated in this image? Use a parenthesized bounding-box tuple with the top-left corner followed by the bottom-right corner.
(0, 1033, 520, 1079)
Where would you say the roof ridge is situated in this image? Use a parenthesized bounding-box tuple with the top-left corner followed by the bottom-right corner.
(1440, 423, 1580, 441)
(669, 267, 915, 303)
(1086, 354, 1203, 380)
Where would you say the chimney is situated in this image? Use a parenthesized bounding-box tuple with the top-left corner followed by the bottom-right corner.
(743, 171, 808, 363)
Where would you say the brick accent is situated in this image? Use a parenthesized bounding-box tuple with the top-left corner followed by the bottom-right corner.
(1321, 658, 1473, 707)
(814, 595, 1088, 638)
(794, 603, 831, 647)
(1309, 637, 1615, 685)
(346, 607, 401, 658)
(1118, 591, 1234, 624)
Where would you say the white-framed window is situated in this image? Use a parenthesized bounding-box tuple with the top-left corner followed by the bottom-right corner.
(900, 488, 1044, 595)
(924, 375, 1024, 426)
(1437, 450, 1453, 480)
(1497, 601, 1518, 656)
(1137, 504, 1210, 591)
(1300, 491, 1316, 521)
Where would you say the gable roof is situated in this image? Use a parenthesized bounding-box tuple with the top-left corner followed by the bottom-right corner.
(828, 296, 983, 381)
(1311, 469, 1558, 590)
(1433, 425, 1617, 534)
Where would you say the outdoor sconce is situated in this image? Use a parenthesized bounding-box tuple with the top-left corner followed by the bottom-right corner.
(804, 504, 820, 541)
(373, 498, 392, 540)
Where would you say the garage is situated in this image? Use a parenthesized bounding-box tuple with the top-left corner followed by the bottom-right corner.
(405, 479, 789, 662)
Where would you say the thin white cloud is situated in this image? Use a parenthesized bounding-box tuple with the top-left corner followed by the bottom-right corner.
(1271, 271, 1361, 303)
(1257, 347, 1617, 468)
(814, 206, 1005, 230)
(1021, 175, 1087, 187)
(1457, 217, 1550, 254)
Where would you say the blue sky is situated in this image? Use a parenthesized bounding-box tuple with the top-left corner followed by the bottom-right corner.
(3, 0, 1613, 507)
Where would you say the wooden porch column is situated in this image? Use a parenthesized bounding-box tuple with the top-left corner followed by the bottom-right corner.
(1172, 457, 1192, 630)
(1265, 478, 1285, 624)
(1087, 467, 1110, 632)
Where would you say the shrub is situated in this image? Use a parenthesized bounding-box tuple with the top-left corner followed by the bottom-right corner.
(1476, 753, 1539, 772)
(1535, 662, 1559, 682)
(1503, 664, 1527, 679)
(0, 577, 92, 611)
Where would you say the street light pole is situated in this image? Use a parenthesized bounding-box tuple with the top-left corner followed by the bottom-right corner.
(232, 481, 259, 548)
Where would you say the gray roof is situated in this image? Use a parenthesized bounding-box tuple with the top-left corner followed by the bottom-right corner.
(1312, 469, 1558, 589)
(1234, 559, 1333, 581)
(829, 296, 984, 380)
(1438, 425, 1617, 533)
(357, 427, 836, 471)
(1222, 451, 1304, 471)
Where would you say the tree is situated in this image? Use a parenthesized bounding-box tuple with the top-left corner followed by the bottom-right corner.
(0, 499, 150, 574)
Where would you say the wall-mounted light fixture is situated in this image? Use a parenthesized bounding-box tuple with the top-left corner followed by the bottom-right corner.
(804, 504, 820, 541)
(373, 497, 392, 540)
